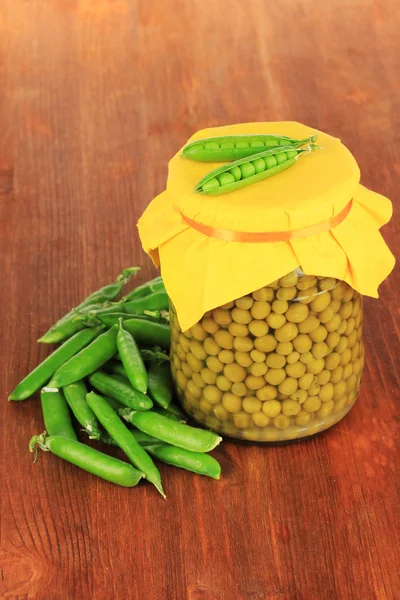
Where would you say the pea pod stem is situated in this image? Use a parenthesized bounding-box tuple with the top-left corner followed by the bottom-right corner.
(30, 433, 143, 487)
(38, 267, 140, 344)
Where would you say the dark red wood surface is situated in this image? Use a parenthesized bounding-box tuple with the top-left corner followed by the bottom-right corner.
(1, 1, 399, 599)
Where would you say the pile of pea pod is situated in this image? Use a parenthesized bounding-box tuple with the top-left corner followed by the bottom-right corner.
(10, 268, 222, 496)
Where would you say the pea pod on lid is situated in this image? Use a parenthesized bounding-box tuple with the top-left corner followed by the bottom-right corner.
(138, 121, 394, 335)
(195, 144, 321, 195)
(182, 133, 317, 162)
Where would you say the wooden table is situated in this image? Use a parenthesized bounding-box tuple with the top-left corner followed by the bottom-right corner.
(1, 1, 399, 598)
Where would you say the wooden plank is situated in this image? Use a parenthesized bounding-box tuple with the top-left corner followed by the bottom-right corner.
(0, 1, 399, 598)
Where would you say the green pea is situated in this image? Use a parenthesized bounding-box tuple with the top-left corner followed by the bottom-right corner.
(220, 141, 234, 149)
(240, 163, 256, 178)
(276, 152, 287, 164)
(265, 155, 278, 169)
(218, 172, 236, 186)
(230, 166, 242, 181)
(252, 158, 266, 173)
(265, 138, 278, 147)
(236, 141, 249, 148)
(204, 141, 219, 149)
(202, 178, 220, 191)
(286, 149, 298, 159)
(250, 140, 264, 147)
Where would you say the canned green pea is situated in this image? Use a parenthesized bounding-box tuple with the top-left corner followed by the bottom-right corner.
(170, 270, 364, 442)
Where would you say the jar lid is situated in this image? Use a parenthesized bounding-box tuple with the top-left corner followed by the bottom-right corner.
(138, 121, 394, 331)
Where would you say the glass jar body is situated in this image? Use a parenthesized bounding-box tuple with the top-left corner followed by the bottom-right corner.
(170, 271, 364, 443)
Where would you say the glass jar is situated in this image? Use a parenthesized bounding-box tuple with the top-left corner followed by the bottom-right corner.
(170, 270, 364, 442)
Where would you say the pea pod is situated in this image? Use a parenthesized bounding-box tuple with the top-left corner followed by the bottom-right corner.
(124, 276, 165, 300)
(103, 394, 125, 411)
(9, 327, 103, 401)
(105, 360, 130, 380)
(88, 370, 153, 411)
(37, 302, 106, 343)
(86, 392, 165, 497)
(183, 133, 317, 162)
(139, 347, 170, 364)
(195, 144, 321, 195)
(63, 381, 102, 439)
(40, 388, 77, 440)
(100, 429, 161, 448)
(38, 267, 140, 344)
(48, 326, 118, 388)
(115, 347, 170, 364)
(86, 291, 169, 319)
(153, 406, 187, 423)
(145, 444, 221, 479)
(118, 409, 222, 453)
(148, 362, 173, 409)
(29, 433, 143, 487)
(78, 312, 156, 327)
(117, 319, 148, 393)
(121, 292, 169, 315)
(118, 318, 170, 350)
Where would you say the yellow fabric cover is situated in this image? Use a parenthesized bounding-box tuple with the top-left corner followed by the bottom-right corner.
(138, 122, 394, 332)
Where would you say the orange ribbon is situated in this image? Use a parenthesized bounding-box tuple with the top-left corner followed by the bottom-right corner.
(177, 200, 353, 243)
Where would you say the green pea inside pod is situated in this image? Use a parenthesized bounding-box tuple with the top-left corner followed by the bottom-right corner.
(182, 133, 318, 162)
(195, 144, 321, 196)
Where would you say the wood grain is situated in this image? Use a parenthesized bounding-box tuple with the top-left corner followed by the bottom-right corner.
(1, 1, 399, 598)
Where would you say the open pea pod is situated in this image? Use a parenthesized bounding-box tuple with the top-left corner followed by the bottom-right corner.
(183, 133, 317, 162)
(195, 144, 321, 196)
